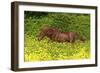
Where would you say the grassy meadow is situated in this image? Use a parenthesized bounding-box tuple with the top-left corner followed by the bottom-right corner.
(24, 11, 90, 62)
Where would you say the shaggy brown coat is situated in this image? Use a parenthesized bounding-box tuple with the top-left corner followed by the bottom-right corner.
(38, 27, 85, 43)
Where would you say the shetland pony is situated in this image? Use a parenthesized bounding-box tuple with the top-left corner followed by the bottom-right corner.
(37, 27, 85, 43)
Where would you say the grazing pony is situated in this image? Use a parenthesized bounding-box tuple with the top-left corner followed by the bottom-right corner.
(37, 26, 85, 43)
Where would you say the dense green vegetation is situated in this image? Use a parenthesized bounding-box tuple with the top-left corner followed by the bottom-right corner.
(24, 11, 90, 62)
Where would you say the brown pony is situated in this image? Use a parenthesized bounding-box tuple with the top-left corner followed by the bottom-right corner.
(37, 26, 85, 43)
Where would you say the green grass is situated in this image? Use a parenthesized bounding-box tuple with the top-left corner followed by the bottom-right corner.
(24, 34, 90, 62)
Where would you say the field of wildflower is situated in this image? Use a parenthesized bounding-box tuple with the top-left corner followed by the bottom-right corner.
(24, 11, 90, 62)
(24, 35, 90, 62)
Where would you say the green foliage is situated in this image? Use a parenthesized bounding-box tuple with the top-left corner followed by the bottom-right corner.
(24, 11, 90, 62)
(24, 11, 90, 39)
